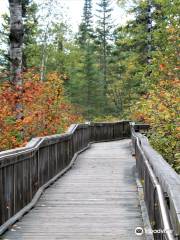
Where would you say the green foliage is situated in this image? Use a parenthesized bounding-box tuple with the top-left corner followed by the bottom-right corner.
(114, 0, 180, 172)
(107, 1, 149, 115)
(77, 0, 94, 46)
(23, 1, 39, 68)
(67, 0, 106, 119)
(95, 0, 115, 112)
(132, 79, 179, 172)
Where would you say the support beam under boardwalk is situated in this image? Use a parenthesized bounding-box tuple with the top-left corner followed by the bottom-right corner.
(2, 140, 145, 240)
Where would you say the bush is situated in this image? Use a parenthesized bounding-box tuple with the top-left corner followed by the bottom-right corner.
(0, 71, 83, 151)
(131, 79, 179, 173)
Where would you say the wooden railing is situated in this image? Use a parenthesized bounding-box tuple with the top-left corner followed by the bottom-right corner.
(0, 121, 179, 239)
(0, 121, 130, 234)
(131, 123, 180, 240)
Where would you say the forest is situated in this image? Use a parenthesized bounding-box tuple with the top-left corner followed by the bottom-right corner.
(0, 0, 179, 172)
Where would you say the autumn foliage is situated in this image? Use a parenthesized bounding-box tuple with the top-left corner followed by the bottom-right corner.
(0, 71, 82, 151)
(131, 78, 180, 172)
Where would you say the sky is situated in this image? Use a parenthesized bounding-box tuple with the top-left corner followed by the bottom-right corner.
(0, 0, 131, 32)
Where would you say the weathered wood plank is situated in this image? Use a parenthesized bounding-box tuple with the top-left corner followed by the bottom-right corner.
(2, 140, 145, 240)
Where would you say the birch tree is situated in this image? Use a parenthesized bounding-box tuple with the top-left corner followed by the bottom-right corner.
(9, 0, 24, 119)
(38, 0, 63, 81)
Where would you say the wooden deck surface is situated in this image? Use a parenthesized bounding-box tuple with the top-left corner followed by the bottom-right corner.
(2, 140, 145, 240)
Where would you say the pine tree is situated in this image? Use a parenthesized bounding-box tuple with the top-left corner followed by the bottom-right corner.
(95, 0, 114, 113)
(72, 0, 102, 119)
(108, 1, 150, 115)
(78, 0, 93, 47)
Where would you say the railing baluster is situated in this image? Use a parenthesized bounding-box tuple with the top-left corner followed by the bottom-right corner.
(0, 120, 143, 235)
(130, 123, 179, 240)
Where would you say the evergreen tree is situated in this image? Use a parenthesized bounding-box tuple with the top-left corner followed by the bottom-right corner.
(81, 0, 101, 118)
(69, 0, 102, 119)
(95, 0, 114, 112)
(78, 0, 94, 47)
(108, 1, 150, 115)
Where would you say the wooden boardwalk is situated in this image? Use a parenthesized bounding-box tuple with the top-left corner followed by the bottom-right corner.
(2, 140, 145, 240)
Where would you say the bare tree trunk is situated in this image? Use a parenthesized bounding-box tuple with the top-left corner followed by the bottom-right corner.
(40, 30, 48, 82)
(147, 0, 152, 65)
(9, 0, 23, 85)
(39, 1, 53, 82)
(9, 0, 24, 119)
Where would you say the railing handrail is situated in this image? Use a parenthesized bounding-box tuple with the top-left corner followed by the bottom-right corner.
(0, 121, 127, 160)
(0, 123, 81, 159)
(130, 123, 180, 239)
(131, 126, 174, 240)
(0, 121, 179, 240)
(0, 120, 130, 234)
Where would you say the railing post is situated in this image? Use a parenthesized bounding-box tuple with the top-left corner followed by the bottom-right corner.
(1, 120, 159, 236)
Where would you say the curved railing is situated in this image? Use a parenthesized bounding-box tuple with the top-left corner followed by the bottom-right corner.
(0, 121, 179, 239)
(131, 123, 180, 240)
(0, 121, 130, 234)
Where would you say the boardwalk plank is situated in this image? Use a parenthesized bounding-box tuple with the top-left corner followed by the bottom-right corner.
(2, 140, 145, 240)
